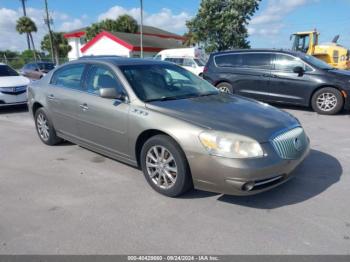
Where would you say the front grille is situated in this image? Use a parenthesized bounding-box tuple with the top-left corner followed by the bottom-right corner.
(0, 86, 27, 95)
(271, 127, 308, 159)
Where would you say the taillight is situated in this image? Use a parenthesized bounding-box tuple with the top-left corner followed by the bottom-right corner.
(203, 66, 208, 73)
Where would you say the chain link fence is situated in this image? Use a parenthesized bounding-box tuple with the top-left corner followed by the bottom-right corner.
(0, 57, 69, 70)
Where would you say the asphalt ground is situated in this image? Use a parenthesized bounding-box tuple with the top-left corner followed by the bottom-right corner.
(0, 105, 349, 254)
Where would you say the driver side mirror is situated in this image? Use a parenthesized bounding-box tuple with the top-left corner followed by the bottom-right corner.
(293, 66, 305, 76)
(99, 87, 126, 101)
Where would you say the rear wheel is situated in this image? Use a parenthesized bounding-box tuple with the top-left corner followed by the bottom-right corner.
(311, 87, 343, 115)
(216, 82, 233, 94)
(35, 108, 62, 145)
(140, 135, 192, 197)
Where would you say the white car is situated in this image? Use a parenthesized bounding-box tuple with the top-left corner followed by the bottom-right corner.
(0, 63, 30, 106)
(154, 48, 207, 76)
(163, 57, 206, 76)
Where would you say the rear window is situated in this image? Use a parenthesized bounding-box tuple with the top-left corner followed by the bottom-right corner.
(0, 65, 19, 77)
(215, 53, 272, 69)
(38, 63, 55, 71)
(50, 64, 85, 90)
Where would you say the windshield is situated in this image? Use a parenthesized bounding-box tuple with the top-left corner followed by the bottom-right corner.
(38, 63, 55, 71)
(194, 58, 206, 66)
(0, 65, 19, 77)
(303, 54, 333, 70)
(120, 64, 219, 102)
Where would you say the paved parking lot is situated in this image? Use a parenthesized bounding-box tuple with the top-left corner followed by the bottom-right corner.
(0, 105, 349, 254)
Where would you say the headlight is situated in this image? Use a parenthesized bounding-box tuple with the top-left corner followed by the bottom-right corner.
(199, 131, 264, 159)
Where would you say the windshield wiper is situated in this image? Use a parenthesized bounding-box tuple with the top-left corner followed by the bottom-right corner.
(145, 93, 201, 102)
(197, 92, 218, 97)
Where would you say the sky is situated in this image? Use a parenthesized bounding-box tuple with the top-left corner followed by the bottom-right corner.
(1, 0, 350, 52)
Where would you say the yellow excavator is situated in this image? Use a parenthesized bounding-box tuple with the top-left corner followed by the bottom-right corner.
(291, 30, 350, 70)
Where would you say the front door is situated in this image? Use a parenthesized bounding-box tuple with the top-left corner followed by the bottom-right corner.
(76, 64, 130, 158)
(269, 54, 315, 105)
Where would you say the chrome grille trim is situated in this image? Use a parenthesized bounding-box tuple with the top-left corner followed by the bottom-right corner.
(271, 127, 308, 159)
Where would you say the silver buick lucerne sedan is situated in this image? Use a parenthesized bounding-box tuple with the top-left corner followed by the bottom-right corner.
(28, 57, 310, 197)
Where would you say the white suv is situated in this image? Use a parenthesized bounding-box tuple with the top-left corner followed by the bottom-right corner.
(0, 63, 30, 106)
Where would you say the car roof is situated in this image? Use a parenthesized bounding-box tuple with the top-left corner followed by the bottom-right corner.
(211, 49, 304, 57)
(70, 56, 170, 67)
(25, 61, 54, 65)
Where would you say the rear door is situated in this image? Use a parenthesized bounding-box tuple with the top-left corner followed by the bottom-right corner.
(214, 52, 273, 101)
(47, 63, 86, 139)
(269, 53, 315, 105)
(75, 64, 130, 158)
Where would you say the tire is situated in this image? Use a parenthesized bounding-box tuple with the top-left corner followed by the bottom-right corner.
(140, 135, 193, 197)
(311, 87, 344, 115)
(34, 107, 62, 145)
(216, 82, 233, 94)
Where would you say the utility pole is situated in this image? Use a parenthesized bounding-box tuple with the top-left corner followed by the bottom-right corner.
(44, 0, 55, 64)
(140, 0, 144, 58)
(19, 0, 31, 50)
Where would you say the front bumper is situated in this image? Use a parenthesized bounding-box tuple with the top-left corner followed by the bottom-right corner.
(188, 140, 310, 196)
(343, 90, 350, 110)
(0, 92, 27, 107)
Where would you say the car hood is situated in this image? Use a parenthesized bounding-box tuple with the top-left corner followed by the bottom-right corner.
(0, 76, 30, 87)
(146, 94, 299, 143)
(326, 69, 350, 79)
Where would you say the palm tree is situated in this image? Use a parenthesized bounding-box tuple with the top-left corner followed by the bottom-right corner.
(16, 16, 38, 60)
(19, 0, 31, 50)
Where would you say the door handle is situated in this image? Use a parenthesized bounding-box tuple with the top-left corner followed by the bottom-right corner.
(79, 103, 89, 111)
(271, 74, 279, 78)
(47, 94, 55, 100)
(261, 74, 270, 78)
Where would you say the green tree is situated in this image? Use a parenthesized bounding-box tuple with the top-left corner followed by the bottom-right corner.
(115, 14, 138, 33)
(186, 0, 260, 52)
(86, 22, 103, 41)
(86, 15, 138, 40)
(41, 32, 71, 63)
(183, 30, 199, 47)
(16, 16, 38, 60)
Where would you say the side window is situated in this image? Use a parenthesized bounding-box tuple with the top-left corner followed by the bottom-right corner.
(28, 64, 35, 70)
(273, 54, 310, 72)
(241, 53, 272, 69)
(85, 65, 124, 95)
(183, 58, 196, 67)
(175, 58, 184, 66)
(154, 54, 162, 61)
(215, 54, 243, 67)
(51, 64, 85, 90)
(164, 58, 174, 63)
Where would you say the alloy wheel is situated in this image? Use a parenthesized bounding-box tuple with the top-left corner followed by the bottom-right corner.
(146, 145, 178, 189)
(316, 92, 337, 112)
(218, 86, 231, 93)
(36, 113, 50, 141)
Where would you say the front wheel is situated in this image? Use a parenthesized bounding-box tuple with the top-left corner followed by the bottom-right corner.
(216, 82, 233, 94)
(311, 87, 344, 115)
(140, 135, 193, 197)
(35, 108, 62, 145)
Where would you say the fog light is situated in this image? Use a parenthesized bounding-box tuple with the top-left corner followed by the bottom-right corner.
(242, 182, 255, 191)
